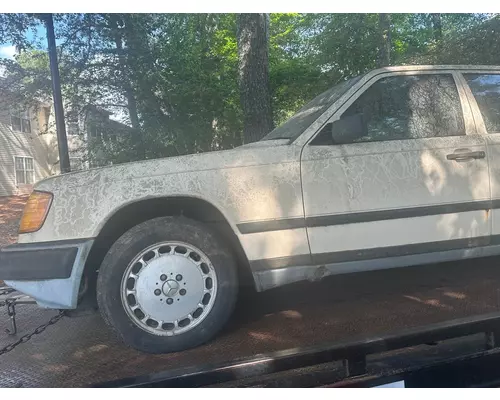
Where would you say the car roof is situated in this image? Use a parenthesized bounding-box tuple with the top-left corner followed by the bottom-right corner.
(368, 64, 500, 76)
(358, 65, 500, 85)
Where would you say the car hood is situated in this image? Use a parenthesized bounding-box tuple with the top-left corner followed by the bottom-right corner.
(235, 138, 290, 149)
(35, 139, 295, 192)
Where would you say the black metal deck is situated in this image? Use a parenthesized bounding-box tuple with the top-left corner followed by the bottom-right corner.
(3, 258, 500, 388)
(92, 312, 500, 388)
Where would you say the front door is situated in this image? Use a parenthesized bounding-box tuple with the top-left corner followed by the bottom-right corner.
(301, 72, 491, 271)
(461, 72, 500, 245)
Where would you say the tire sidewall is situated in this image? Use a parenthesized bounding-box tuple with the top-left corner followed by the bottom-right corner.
(97, 216, 238, 353)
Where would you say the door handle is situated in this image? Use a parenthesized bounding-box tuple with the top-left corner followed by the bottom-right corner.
(446, 151, 486, 162)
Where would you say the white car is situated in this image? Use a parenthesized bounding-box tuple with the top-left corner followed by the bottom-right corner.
(2, 65, 500, 353)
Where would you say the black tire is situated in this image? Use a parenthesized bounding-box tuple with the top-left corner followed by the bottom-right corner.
(96, 216, 238, 354)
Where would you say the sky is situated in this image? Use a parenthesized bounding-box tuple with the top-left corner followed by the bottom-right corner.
(0, 44, 16, 59)
(0, 22, 54, 60)
(0, 21, 128, 123)
(0, 23, 46, 76)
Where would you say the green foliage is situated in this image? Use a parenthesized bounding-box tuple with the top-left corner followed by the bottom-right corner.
(436, 15, 500, 65)
(269, 13, 324, 125)
(0, 13, 499, 166)
(0, 14, 42, 51)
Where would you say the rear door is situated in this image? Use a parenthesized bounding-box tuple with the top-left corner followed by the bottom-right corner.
(300, 71, 491, 271)
(461, 71, 500, 243)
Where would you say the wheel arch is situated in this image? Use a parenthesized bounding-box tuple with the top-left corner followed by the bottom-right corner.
(80, 196, 254, 307)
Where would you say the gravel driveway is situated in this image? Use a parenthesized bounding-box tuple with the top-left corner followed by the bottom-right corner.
(0, 195, 27, 285)
(0, 196, 27, 249)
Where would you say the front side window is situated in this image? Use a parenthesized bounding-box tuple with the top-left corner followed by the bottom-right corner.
(464, 74, 500, 133)
(15, 156, 35, 185)
(331, 74, 465, 145)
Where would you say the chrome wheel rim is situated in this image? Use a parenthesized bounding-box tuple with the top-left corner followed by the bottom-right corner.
(120, 241, 218, 336)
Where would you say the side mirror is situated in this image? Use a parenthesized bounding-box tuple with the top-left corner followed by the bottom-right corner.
(331, 113, 365, 144)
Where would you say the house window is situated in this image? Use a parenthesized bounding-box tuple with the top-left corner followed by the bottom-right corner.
(11, 110, 32, 133)
(15, 157, 35, 185)
(67, 122, 79, 136)
(103, 129, 117, 145)
(69, 157, 84, 171)
(89, 123, 101, 138)
(11, 116, 21, 132)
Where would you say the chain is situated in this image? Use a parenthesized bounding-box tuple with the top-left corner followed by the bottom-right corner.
(0, 310, 66, 356)
(0, 287, 15, 297)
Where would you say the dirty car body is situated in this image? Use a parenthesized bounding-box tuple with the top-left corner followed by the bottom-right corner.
(2, 65, 500, 353)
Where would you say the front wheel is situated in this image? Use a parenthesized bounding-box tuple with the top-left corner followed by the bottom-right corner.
(96, 216, 238, 353)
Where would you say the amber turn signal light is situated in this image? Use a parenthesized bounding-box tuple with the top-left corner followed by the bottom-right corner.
(19, 191, 53, 234)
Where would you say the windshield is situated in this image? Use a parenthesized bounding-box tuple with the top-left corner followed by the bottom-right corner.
(261, 75, 363, 141)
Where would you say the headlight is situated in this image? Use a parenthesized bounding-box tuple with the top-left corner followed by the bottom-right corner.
(19, 191, 53, 234)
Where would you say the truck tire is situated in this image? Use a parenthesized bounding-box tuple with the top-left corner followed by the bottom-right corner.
(96, 216, 238, 353)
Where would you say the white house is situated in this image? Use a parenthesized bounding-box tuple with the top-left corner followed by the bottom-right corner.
(0, 97, 57, 197)
(0, 93, 131, 197)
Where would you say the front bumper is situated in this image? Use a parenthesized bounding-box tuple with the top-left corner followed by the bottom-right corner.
(0, 238, 94, 309)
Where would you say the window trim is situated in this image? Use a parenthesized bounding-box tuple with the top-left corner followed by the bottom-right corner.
(14, 156, 35, 186)
(303, 69, 478, 147)
(458, 71, 500, 136)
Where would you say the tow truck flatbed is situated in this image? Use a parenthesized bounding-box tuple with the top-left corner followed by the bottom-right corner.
(94, 311, 500, 388)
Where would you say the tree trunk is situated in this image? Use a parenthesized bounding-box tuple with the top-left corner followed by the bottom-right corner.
(124, 85, 140, 131)
(377, 13, 391, 67)
(237, 13, 274, 143)
(108, 14, 145, 159)
(110, 15, 140, 131)
(431, 13, 443, 41)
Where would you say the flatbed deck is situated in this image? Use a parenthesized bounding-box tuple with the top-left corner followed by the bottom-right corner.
(2, 258, 500, 387)
(93, 312, 500, 388)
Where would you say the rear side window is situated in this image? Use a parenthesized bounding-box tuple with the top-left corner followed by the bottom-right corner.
(464, 74, 500, 133)
(335, 74, 465, 144)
